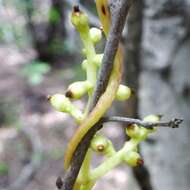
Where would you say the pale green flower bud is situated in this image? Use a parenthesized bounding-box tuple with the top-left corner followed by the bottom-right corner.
(82, 59, 88, 70)
(90, 135, 116, 156)
(126, 124, 141, 139)
(142, 114, 161, 133)
(138, 128, 149, 141)
(116, 85, 131, 101)
(91, 135, 109, 153)
(82, 54, 103, 70)
(123, 151, 143, 167)
(90, 27, 102, 44)
(82, 48, 87, 56)
(49, 94, 72, 113)
(134, 114, 161, 140)
(93, 54, 103, 67)
(71, 6, 89, 33)
(143, 114, 161, 122)
(65, 81, 93, 99)
(49, 94, 84, 123)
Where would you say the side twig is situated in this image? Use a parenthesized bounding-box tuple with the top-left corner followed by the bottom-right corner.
(103, 116, 183, 128)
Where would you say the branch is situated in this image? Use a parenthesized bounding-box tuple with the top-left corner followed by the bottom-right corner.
(103, 116, 183, 129)
(59, 1, 133, 190)
(92, 0, 133, 106)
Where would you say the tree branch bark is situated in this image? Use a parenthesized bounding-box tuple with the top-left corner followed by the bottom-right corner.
(103, 116, 183, 129)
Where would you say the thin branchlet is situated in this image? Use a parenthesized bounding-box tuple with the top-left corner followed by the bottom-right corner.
(103, 116, 183, 129)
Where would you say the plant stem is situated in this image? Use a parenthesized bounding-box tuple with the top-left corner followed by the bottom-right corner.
(78, 150, 92, 182)
(80, 32, 97, 87)
(89, 139, 138, 181)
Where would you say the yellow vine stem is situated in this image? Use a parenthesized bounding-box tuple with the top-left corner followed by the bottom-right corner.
(64, 0, 124, 169)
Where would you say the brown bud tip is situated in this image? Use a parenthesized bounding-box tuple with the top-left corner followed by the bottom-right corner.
(73, 5, 80, 13)
(127, 124, 135, 130)
(47, 95, 52, 101)
(56, 176, 63, 189)
(97, 145, 105, 152)
(130, 88, 136, 96)
(137, 158, 144, 166)
(99, 26, 103, 31)
(65, 90, 73, 98)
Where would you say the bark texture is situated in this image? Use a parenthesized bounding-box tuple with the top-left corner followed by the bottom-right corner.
(139, 0, 190, 190)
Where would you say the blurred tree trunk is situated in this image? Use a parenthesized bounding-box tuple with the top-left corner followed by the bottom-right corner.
(125, 1, 153, 190)
(26, 0, 67, 63)
(125, 0, 190, 190)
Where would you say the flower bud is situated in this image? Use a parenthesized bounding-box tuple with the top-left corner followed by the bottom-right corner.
(91, 135, 109, 153)
(71, 6, 89, 33)
(65, 81, 93, 99)
(93, 54, 103, 67)
(116, 85, 131, 101)
(49, 94, 72, 113)
(49, 94, 84, 123)
(143, 114, 161, 133)
(126, 124, 141, 139)
(123, 151, 142, 167)
(82, 48, 87, 56)
(143, 114, 161, 122)
(90, 27, 102, 44)
(82, 59, 88, 70)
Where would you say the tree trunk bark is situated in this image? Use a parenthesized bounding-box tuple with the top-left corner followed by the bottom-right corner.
(25, 0, 67, 63)
(139, 0, 190, 190)
(125, 1, 153, 190)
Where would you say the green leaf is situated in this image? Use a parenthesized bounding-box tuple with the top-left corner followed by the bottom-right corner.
(20, 60, 51, 85)
(49, 7, 60, 23)
(0, 163, 9, 175)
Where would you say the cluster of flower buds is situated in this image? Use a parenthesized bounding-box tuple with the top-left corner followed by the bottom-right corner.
(49, 94, 84, 123)
(48, 6, 132, 123)
(88, 115, 160, 168)
(123, 114, 160, 166)
(47, 6, 162, 185)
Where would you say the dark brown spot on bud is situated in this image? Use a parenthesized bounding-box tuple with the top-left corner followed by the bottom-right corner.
(65, 90, 73, 98)
(73, 5, 80, 13)
(97, 144, 105, 152)
(127, 124, 135, 130)
(130, 88, 136, 96)
(99, 26, 103, 31)
(136, 158, 144, 166)
(56, 176, 63, 189)
(47, 95, 52, 101)
(101, 5, 106, 15)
